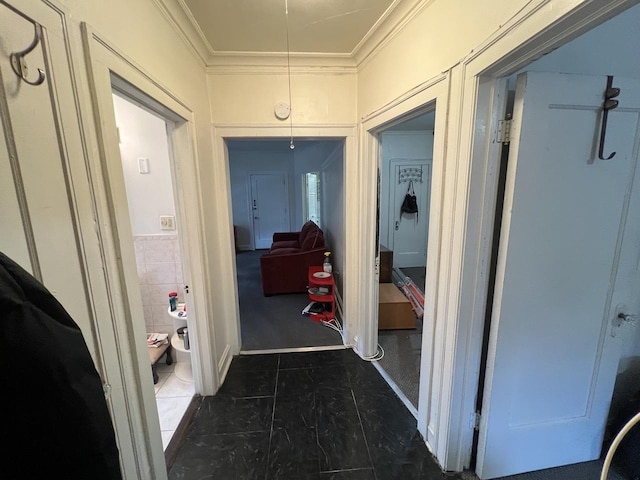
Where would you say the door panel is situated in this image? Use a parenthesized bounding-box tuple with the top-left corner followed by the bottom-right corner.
(1, 2, 149, 477)
(388, 160, 431, 268)
(251, 173, 289, 249)
(477, 72, 640, 479)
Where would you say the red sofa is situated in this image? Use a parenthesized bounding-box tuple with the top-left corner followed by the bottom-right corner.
(260, 221, 326, 296)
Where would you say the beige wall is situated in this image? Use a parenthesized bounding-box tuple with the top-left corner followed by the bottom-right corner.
(208, 71, 357, 124)
(61, 0, 236, 367)
(358, 0, 580, 117)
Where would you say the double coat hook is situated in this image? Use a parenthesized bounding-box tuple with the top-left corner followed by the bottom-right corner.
(10, 22, 46, 87)
(598, 75, 620, 160)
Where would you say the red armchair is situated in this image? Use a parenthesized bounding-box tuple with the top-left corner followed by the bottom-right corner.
(260, 221, 326, 296)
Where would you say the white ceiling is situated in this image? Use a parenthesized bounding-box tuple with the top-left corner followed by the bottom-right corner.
(180, 0, 398, 56)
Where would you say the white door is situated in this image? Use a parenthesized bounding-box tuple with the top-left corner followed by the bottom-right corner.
(476, 72, 640, 479)
(251, 173, 289, 249)
(388, 160, 431, 268)
(0, 2, 144, 477)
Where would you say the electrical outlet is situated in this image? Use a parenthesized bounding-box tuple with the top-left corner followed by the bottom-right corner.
(160, 215, 176, 230)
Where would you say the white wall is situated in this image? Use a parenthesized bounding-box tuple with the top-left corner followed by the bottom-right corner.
(321, 143, 346, 297)
(519, 2, 640, 78)
(293, 141, 344, 225)
(229, 145, 295, 250)
(113, 93, 177, 236)
(229, 140, 344, 250)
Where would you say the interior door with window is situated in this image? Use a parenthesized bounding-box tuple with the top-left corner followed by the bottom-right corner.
(476, 72, 640, 479)
(250, 173, 289, 249)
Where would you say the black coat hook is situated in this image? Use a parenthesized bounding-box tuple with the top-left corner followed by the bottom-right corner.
(598, 75, 620, 160)
(10, 23, 46, 87)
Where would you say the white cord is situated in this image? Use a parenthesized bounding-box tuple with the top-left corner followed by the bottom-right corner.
(317, 315, 384, 362)
(284, 0, 294, 150)
(359, 344, 385, 362)
(600, 410, 640, 480)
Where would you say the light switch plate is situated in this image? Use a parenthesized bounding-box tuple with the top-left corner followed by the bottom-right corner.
(138, 157, 150, 174)
(160, 215, 176, 230)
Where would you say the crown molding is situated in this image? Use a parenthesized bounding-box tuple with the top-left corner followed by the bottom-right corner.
(152, 0, 214, 65)
(354, 0, 435, 69)
(349, 0, 404, 57)
(207, 53, 357, 75)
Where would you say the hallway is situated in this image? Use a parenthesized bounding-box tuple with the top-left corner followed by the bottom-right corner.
(168, 349, 451, 479)
(167, 350, 628, 480)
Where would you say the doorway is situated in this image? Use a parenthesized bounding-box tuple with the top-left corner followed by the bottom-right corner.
(228, 138, 346, 352)
(470, 4, 640, 478)
(110, 89, 195, 450)
(375, 112, 435, 413)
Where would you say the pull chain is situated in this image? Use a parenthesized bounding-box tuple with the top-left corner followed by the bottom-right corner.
(285, 0, 294, 149)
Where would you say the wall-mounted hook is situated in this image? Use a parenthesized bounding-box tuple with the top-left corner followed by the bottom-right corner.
(10, 22, 46, 87)
(598, 75, 620, 160)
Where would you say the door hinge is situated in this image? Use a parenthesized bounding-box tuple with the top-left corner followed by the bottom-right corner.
(497, 119, 512, 144)
(473, 411, 481, 431)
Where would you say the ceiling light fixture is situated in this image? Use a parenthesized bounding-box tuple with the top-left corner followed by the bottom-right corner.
(285, 0, 294, 150)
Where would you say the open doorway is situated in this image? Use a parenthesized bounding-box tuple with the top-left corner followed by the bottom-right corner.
(110, 88, 195, 451)
(470, 4, 640, 478)
(375, 112, 435, 412)
(228, 138, 347, 352)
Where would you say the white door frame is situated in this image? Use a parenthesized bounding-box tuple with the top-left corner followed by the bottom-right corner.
(360, 73, 450, 453)
(81, 25, 217, 479)
(440, 0, 640, 472)
(212, 125, 356, 354)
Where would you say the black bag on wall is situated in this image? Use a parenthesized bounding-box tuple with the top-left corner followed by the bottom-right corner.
(400, 180, 419, 218)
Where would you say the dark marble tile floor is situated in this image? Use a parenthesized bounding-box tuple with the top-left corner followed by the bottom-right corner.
(168, 348, 459, 480)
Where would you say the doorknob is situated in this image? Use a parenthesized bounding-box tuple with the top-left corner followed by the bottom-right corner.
(395, 220, 399, 231)
(612, 304, 638, 336)
(254, 216, 259, 220)
(617, 312, 638, 324)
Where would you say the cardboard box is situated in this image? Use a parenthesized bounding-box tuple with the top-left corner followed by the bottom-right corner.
(379, 245, 393, 283)
(378, 283, 416, 330)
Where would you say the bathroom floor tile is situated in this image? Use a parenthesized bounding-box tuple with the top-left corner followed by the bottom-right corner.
(156, 396, 193, 431)
(156, 374, 195, 397)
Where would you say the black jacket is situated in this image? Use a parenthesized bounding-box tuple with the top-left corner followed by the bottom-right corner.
(0, 251, 122, 479)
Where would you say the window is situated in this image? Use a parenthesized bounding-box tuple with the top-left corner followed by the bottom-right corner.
(302, 172, 321, 227)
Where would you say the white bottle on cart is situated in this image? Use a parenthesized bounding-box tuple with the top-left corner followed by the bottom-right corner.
(323, 252, 332, 274)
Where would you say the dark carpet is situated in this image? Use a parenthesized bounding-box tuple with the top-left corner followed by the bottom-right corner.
(236, 250, 343, 351)
(376, 266, 425, 410)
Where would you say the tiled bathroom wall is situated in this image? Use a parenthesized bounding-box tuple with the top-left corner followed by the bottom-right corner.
(133, 234, 184, 336)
